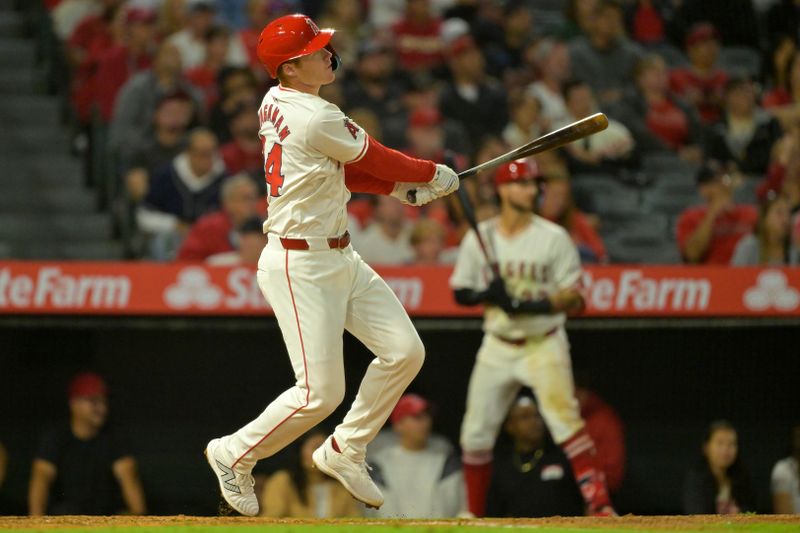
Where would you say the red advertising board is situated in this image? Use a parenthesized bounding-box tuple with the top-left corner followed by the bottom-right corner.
(0, 262, 798, 317)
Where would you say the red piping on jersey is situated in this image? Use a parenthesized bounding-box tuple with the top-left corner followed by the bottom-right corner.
(345, 136, 369, 164)
(232, 250, 310, 469)
(277, 84, 301, 93)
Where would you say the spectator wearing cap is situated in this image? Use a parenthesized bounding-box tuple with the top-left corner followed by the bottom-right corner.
(486, 396, 584, 518)
(51, 0, 101, 42)
(676, 160, 758, 264)
(612, 55, 703, 162)
(481, 1, 535, 78)
(220, 101, 263, 179)
(675, 0, 760, 50)
(109, 42, 204, 154)
(558, 80, 636, 175)
(28, 373, 146, 516)
(342, 40, 405, 121)
(440, 35, 508, 155)
(391, 0, 445, 73)
(669, 23, 729, 125)
(367, 394, 465, 518)
(526, 39, 572, 129)
(177, 174, 259, 261)
(186, 26, 234, 112)
(166, 0, 219, 71)
(351, 195, 414, 265)
(94, 6, 157, 122)
(706, 77, 783, 178)
(121, 90, 196, 182)
(206, 216, 268, 265)
(568, 0, 645, 106)
(138, 128, 227, 260)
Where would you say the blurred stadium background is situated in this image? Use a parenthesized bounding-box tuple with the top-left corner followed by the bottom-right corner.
(0, 0, 799, 521)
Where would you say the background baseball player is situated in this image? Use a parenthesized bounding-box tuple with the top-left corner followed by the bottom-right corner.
(204, 14, 459, 516)
(450, 159, 615, 517)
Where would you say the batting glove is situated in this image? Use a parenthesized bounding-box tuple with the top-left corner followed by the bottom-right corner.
(428, 164, 459, 197)
(391, 182, 437, 206)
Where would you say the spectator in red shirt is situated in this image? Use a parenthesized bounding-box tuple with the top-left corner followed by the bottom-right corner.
(575, 387, 625, 493)
(67, 0, 123, 123)
(612, 55, 703, 162)
(186, 26, 232, 112)
(206, 217, 268, 266)
(391, 0, 444, 73)
(669, 23, 728, 125)
(763, 52, 800, 130)
(176, 173, 259, 261)
(94, 7, 157, 122)
(676, 160, 758, 264)
(539, 176, 608, 264)
(220, 101, 263, 181)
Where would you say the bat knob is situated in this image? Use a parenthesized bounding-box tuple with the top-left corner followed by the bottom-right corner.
(407, 189, 417, 204)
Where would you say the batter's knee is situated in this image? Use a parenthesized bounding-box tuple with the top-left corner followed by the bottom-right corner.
(304, 379, 346, 417)
(397, 334, 425, 374)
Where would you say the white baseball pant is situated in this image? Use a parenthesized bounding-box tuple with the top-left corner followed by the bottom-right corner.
(460, 328, 584, 454)
(219, 240, 424, 472)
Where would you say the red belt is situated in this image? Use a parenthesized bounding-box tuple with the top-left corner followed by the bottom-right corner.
(493, 327, 558, 347)
(271, 231, 351, 250)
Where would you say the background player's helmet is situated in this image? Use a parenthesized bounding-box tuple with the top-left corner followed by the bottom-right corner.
(257, 14, 341, 78)
(493, 159, 540, 187)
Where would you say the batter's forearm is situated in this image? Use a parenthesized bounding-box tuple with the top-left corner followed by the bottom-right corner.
(343, 166, 394, 195)
(348, 137, 436, 183)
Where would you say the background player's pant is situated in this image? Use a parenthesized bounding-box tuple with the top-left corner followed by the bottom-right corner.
(460, 329, 583, 453)
(220, 244, 424, 472)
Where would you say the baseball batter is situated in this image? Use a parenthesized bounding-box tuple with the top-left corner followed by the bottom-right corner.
(204, 14, 459, 516)
(450, 160, 615, 517)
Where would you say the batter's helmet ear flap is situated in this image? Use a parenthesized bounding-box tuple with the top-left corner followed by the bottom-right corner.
(326, 44, 341, 72)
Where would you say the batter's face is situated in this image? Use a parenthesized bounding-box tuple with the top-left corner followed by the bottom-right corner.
(285, 48, 336, 89)
(500, 179, 539, 213)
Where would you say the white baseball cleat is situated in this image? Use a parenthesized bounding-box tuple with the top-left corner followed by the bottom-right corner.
(312, 436, 384, 509)
(204, 438, 259, 516)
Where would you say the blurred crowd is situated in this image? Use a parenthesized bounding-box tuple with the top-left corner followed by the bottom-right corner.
(42, 0, 800, 265)
(3, 371, 799, 517)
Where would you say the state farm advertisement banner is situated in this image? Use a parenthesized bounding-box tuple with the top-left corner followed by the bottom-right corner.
(0, 262, 798, 317)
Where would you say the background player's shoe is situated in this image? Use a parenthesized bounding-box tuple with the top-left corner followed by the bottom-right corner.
(204, 438, 259, 516)
(312, 436, 384, 509)
(592, 505, 618, 517)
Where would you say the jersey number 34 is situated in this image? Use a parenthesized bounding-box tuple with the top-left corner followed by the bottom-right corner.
(264, 142, 284, 198)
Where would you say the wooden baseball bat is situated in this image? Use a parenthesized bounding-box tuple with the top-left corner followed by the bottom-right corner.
(408, 113, 609, 203)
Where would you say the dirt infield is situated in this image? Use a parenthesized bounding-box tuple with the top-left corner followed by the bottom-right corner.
(1, 515, 799, 530)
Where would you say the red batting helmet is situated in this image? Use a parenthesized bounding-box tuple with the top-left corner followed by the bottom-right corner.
(257, 14, 340, 78)
(493, 159, 540, 187)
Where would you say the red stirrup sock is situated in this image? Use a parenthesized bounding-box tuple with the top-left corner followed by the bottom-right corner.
(561, 429, 613, 514)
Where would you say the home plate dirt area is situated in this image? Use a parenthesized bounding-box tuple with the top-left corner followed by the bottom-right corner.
(1, 515, 800, 533)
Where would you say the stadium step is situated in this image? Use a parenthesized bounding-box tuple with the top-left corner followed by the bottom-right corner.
(0, 95, 60, 125)
(3, 156, 84, 188)
(0, 213, 113, 241)
(5, 240, 125, 260)
(0, 187, 96, 214)
(0, 38, 36, 69)
(0, 66, 45, 94)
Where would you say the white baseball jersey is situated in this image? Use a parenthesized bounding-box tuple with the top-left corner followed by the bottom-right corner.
(450, 216, 582, 338)
(258, 85, 368, 238)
